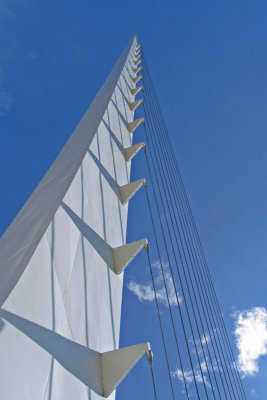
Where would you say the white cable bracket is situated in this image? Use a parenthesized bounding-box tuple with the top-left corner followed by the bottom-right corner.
(0, 309, 151, 398)
(146, 349, 153, 366)
(131, 75, 143, 84)
(119, 178, 146, 206)
(128, 98, 144, 112)
(126, 117, 144, 133)
(123, 142, 146, 162)
(112, 238, 148, 274)
(133, 66, 142, 74)
(134, 59, 142, 66)
(130, 86, 143, 97)
(100, 342, 151, 397)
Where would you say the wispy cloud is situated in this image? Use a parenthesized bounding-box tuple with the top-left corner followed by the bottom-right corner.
(172, 366, 210, 387)
(233, 306, 267, 376)
(127, 260, 182, 307)
(172, 331, 224, 391)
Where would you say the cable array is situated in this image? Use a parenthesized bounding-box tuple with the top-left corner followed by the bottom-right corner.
(128, 42, 247, 399)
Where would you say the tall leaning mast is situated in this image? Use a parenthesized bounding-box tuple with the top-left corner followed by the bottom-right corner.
(0, 35, 150, 399)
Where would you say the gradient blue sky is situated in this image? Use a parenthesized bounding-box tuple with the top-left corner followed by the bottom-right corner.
(0, 1, 266, 398)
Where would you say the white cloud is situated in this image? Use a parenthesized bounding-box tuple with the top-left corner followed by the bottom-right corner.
(233, 307, 267, 376)
(127, 260, 182, 307)
(172, 367, 209, 387)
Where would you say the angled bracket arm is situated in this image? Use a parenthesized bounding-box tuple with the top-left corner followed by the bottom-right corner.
(112, 238, 148, 274)
(101, 342, 150, 397)
(126, 117, 144, 133)
(132, 75, 143, 84)
(128, 98, 143, 112)
(133, 66, 142, 74)
(134, 54, 141, 62)
(0, 310, 151, 399)
(134, 59, 142, 66)
(130, 86, 143, 97)
(123, 142, 146, 162)
(119, 178, 146, 206)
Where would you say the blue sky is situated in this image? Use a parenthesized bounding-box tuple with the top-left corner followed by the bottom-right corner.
(0, 1, 266, 398)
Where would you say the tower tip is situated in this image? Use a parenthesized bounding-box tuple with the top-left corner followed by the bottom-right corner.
(134, 34, 139, 43)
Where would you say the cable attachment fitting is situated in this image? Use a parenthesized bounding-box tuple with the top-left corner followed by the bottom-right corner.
(142, 145, 147, 154)
(144, 242, 150, 254)
(146, 350, 153, 366)
(143, 180, 148, 190)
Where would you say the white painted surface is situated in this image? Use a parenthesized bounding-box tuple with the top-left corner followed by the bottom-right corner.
(0, 36, 144, 399)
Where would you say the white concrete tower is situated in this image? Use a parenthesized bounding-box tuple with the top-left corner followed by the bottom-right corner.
(0, 36, 150, 399)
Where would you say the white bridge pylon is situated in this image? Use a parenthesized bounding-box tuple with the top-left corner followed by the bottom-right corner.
(0, 36, 151, 399)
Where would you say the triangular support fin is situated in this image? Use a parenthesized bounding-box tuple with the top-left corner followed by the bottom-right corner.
(112, 238, 148, 274)
(0, 310, 151, 399)
(133, 66, 142, 74)
(132, 75, 143, 84)
(119, 178, 146, 206)
(123, 142, 146, 162)
(129, 99, 143, 112)
(101, 342, 150, 397)
(134, 59, 142, 66)
(131, 86, 143, 97)
(126, 117, 144, 133)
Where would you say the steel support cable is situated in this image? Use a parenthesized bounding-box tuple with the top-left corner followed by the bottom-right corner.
(142, 87, 225, 400)
(142, 67, 245, 400)
(143, 122, 209, 400)
(167, 163, 246, 400)
(127, 48, 176, 400)
(143, 100, 219, 400)
(141, 65, 235, 400)
(145, 187, 190, 399)
(136, 49, 245, 400)
(146, 247, 176, 400)
(145, 91, 246, 400)
(141, 56, 246, 400)
(193, 237, 246, 400)
(168, 161, 246, 400)
(146, 110, 247, 400)
(142, 63, 239, 400)
(150, 360, 159, 400)
(143, 147, 202, 400)
(142, 79, 234, 396)
(147, 349, 159, 400)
